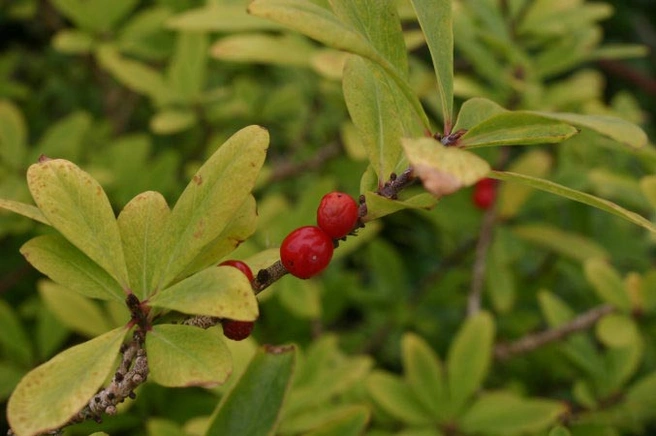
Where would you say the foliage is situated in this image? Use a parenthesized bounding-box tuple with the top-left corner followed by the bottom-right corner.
(1, 0, 656, 435)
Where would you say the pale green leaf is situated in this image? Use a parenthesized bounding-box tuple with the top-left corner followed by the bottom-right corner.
(277, 277, 321, 319)
(301, 405, 370, 436)
(452, 97, 507, 132)
(153, 125, 268, 289)
(584, 259, 632, 311)
(549, 425, 571, 436)
(21, 234, 124, 302)
(117, 191, 170, 300)
(7, 327, 127, 436)
(410, 0, 453, 132)
(0, 99, 27, 169)
(461, 391, 567, 435)
(32, 111, 92, 163)
(0, 198, 50, 225)
(512, 224, 610, 262)
(210, 33, 315, 66)
(460, 112, 579, 148)
(149, 266, 258, 320)
(52, 29, 95, 54)
(0, 299, 33, 367)
(367, 371, 432, 425)
(150, 110, 197, 135)
(447, 311, 495, 414)
(279, 404, 368, 434)
(38, 280, 114, 338)
(26, 158, 129, 288)
(51, 0, 138, 32)
(205, 344, 296, 436)
(640, 175, 656, 210)
(402, 333, 445, 418)
(489, 171, 656, 233)
(497, 150, 552, 218)
(168, 32, 209, 101)
(530, 112, 648, 149)
(167, 5, 282, 32)
(596, 314, 639, 348)
(485, 247, 515, 314)
(146, 419, 185, 436)
(402, 137, 490, 197)
(146, 324, 231, 388)
(363, 190, 437, 221)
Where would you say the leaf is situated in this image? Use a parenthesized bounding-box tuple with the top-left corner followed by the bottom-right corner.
(0, 99, 27, 169)
(117, 191, 171, 300)
(0, 299, 34, 367)
(460, 391, 567, 435)
(21, 234, 125, 302)
(489, 171, 656, 233)
(27, 159, 130, 288)
(167, 31, 209, 101)
(530, 111, 648, 149)
(146, 324, 231, 388)
(152, 125, 268, 289)
(512, 224, 610, 262)
(363, 190, 437, 221)
(366, 371, 432, 425)
(402, 137, 490, 197)
(625, 371, 656, 422)
(596, 314, 639, 348)
(549, 426, 572, 436)
(0, 362, 24, 402)
(277, 277, 321, 319)
(52, 29, 95, 54)
(205, 344, 296, 436)
(150, 110, 197, 135)
(402, 333, 445, 418)
(148, 266, 258, 320)
(447, 311, 495, 414)
(639, 175, 656, 210)
(7, 327, 127, 436)
(38, 280, 114, 338)
(210, 33, 315, 66)
(0, 198, 50, 225)
(50, 0, 138, 32)
(584, 259, 632, 311)
(497, 150, 552, 218)
(453, 97, 507, 132)
(460, 112, 579, 148)
(302, 405, 370, 436)
(32, 111, 92, 163)
(167, 5, 282, 32)
(410, 0, 453, 132)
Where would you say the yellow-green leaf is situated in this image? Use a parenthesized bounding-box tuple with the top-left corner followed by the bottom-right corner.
(402, 333, 445, 418)
(596, 313, 639, 348)
(497, 150, 552, 218)
(149, 266, 258, 320)
(0, 99, 27, 170)
(363, 190, 437, 221)
(150, 110, 197, 135)
(0, 198, 50, 225)
(210, 33, 315, 66)
(7, 327, 127, 436)
(367, 371, 432, 425)
(512, 224, 609, 262)
(166, 5, 282, 32)
(584, 259, 632, 311)
(146, 324, 231, 387)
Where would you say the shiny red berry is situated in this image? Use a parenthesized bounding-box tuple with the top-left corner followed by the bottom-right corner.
(472, 178, 497, 210)
(222, 319, 254, 341)
(317, 191, 359, 239)
(280, 226, 334, 279)
(219, 260, 254, 282)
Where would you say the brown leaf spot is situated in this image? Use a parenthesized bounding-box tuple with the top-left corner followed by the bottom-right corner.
(193, 219, 205, 239)
(264, 344, 294, 354)
(193, 174, 203, 185)
(413, 164, 463, 197)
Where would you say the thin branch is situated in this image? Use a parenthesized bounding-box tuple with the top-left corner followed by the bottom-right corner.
(494, 304, 616, 361)
(467, 206, 497, 316)
(266, 142, 342, 184)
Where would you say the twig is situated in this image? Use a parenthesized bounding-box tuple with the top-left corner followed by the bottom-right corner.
(266, 142, 342, 184)
(494, 304, 616, 361)
(467, 206, 497, 316)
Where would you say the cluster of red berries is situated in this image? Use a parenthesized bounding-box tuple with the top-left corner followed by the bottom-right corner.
(472, 178, 497, 210)
(280, 191, 359, 279)
(218, 260, 255, 341)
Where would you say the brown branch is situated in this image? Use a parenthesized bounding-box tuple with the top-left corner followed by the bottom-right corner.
(467, 206, 497, 316)
(494, 304, 616, 361)
(266, 142, 342, 184)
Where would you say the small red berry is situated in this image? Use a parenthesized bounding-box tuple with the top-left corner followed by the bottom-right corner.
(222, 319, 254, 341)
(472, 178, 497, 210)
(280, 226, 334, 279)
(317, 191, 359, 239)
(219, 260, 254, 282)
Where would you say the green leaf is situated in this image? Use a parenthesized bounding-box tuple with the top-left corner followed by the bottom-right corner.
(625, 371, 656, 422)
(366, 371, 432, 425)
(447, 311, 495, 414)
(639, 175, 656, 210)
(153, 125, 268, 289)
(497, 150, 552, 218)
(460, 391, 567, 435)
(21, 234, 125, 302)
(0, 198, 50, 225)
(549, 426, 572, 436)
(410, 0, 454, 132)
(7, 327, 127, 436)
(512, 224, 610, 262)
(280, 404, 369, 434)
(452, 97, 507, 132)
(146, 324, 231, 388)
(402, 333, 445, 418)
(0, 362, 24, 402)
(32, 111, 92, 163)
(117, 191, 171, 300)
(277, 276, 321, 319)
(38, 280, 114, 338)
(302, 405, 370, 436)
(146, 419, 185, 436)
(0, 99, 27, 170)
(167, 32, 209, 101)
(210, 33, 315, 67)
(0, 299, 34, 367)
(149, 266, 258, 320)
(150, 110, 197, 135)
(52, 30, 95, 54)
(596, 313, 638, 348)
(489, 171, 656, 233)
(530, 112, 648, 149)
(363, 190, 437, 221)
(460, 112, 579, 148)
(485, 241, 515, 314)
(205, 344, 296, 436)
(27, 159, 130, 288)
(402, 137, 490, 197)
(50, 0, 138, 32)
(584, 259, 632, 311)
(167, 5, 282, 32)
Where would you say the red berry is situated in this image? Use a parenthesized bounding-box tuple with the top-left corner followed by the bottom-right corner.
(472, 178, 497, 210)
(222, 319, 254, 341)
(317, 191, 359, 239)
(280, 226, 334, 279)
(219, 260, 254, 282)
